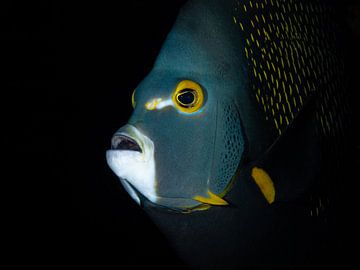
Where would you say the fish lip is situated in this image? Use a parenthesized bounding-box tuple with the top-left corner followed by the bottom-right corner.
(111, 134, 142, 153)
(110, 131, 145, 154)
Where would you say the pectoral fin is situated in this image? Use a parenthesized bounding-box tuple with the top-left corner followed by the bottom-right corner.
(251, 167, 275, 204)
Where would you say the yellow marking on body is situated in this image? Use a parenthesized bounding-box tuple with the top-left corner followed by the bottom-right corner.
(233, 16, 237, 24)
(193, 190, 228, 206)
(271, 62, 276, 72)
(299, 95, 303, 105)
(251, 19, 255, 28)
(301, 67, 306, 77)
(252, 57, 257, 67)
(287, 2, 292, 12)
(245, 47, 249, 58)
(285, 115, 290, 125)
(293, 96, 297, 107)
(275, 12, 279, 21)
(264, 29, 270, 40)
(269, 13, 273, 21)
(239, 22, 244, 31)
(274, 118, 279, 130)
(287, 102, 292, 114)
(307, 80, 312, 92)
(297, 74, 302, 84)
(251, 167, 275, 204)
(188, 204, 211, 212)
(131, 89, 136, 108)
(243, 4, 247, 12)
(283, 89, 289, 103)
(289, 73, 294, 84)
(263, 70, 268, 80)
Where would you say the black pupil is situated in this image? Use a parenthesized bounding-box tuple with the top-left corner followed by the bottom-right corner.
(178, 89, 196, 106)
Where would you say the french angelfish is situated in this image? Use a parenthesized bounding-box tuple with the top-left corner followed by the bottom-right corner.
(106, 0, 347, 268)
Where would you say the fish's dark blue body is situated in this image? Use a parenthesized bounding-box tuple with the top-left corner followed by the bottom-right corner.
(106, 0, 349, 268)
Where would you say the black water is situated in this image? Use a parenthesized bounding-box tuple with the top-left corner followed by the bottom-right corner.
(4, 1, 359, 269)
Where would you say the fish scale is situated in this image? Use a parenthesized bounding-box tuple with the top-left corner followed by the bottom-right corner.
(233, 0, 345, 137)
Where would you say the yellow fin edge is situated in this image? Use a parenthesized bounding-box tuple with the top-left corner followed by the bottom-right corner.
(193, 190, 229, 206)
(251, 167, 275, 204)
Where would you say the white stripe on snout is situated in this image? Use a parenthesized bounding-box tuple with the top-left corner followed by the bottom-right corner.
(156, 99, 173, 109)
(106, 125, 157, 204)
(145, 97, 173, 111)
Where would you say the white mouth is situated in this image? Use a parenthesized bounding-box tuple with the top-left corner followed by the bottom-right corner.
(106, 125, 157, 204)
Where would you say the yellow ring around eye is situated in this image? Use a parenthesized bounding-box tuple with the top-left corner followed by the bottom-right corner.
(172, 80, 204, 113)
(131, 89, 136, 108)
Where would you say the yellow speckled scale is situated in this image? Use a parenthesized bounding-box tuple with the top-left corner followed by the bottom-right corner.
(233, 0, 345, 137)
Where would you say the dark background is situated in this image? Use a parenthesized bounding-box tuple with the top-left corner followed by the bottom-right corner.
(3, 0, 359, 268)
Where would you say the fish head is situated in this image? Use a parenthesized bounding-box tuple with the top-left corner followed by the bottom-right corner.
(106, 1, 248, 212)
(106, 70, 246, 212)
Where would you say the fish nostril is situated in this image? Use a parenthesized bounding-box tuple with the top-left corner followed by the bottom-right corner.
(111, 135, 142, 152)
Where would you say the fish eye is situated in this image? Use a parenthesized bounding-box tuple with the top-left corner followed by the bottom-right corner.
(176, 89, 196, 107)
(172, 80, 204, 113)
(131, 89, 136, 109)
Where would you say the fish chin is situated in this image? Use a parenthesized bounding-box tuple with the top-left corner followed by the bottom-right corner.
(106, 130, 157, 204)
(106, 149, 206, 211)
(106, 125, 217, 212)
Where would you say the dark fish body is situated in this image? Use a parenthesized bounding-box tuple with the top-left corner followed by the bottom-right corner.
(106, 0, 350, 269)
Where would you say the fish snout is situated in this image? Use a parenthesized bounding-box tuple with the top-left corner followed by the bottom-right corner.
(111, 134, 142, 153)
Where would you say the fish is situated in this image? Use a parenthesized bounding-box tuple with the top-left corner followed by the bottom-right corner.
(106, 0, 348, 268)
